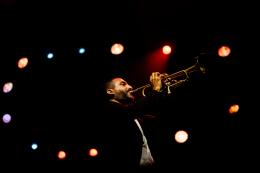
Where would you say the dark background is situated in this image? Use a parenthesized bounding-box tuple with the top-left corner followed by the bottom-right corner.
(1, 0, 259, 171)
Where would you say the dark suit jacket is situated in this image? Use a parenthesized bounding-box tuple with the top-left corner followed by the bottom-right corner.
(97, 90, 165, 171)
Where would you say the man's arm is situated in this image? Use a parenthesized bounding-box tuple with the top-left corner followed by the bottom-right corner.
(130, 72, 168, 116)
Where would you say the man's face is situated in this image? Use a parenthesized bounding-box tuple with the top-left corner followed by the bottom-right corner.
(109, 78, 135, 102)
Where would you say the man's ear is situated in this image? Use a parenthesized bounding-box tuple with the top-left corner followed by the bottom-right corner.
(107, 89, 114, 95)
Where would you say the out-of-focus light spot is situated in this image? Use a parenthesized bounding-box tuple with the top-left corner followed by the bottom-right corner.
(218, 45, 231, 57)
(79, 48, 85, 54)
(2, 114, 11, 123)
(89, 148, 98, 157)
(3, 82, 13, 93)
(228, 104, 239, 115)
(111, 43, 124, 55)
(47, 53, 54, 59)
(57, 150, 66, 160)
(31, 143, 38, 150)
(162, 45, 172, 55)
(18, 57, 29, 69)
(174, 130, 189, 143)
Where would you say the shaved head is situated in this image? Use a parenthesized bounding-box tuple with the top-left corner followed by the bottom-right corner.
(104, 77, 135, 104)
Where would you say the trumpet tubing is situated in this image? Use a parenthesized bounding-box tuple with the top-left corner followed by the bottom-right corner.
(131, 58, 205, 96)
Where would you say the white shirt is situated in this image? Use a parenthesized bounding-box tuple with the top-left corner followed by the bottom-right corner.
(134, 118, 155, 167)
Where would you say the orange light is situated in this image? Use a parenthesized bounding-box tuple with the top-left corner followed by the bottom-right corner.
(3, 82, 13, 93)
(18, 57, 29, 69)
(89, 148, 98, 157)
(229, 104, 239, 114)
(57, 150, 66, 160)
(111, 43, 124, 55)
(218, 46, 231, 57)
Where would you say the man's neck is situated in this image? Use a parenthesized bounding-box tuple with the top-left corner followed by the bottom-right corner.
(109, 99, 130, 107)
(109, 99, 121, 104)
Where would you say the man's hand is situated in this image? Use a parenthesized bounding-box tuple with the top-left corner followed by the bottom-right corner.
(150, 72, 163, 92)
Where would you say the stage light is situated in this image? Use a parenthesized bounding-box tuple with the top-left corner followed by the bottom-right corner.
(174, 130, 189, 143)
(2, 113, 11, 124)
(3, 82, 13, 93)
(228, 104, 239, 115)
(111, 43, 124, 55)
(79, 48, 85, 54)
(162, 45, 172, 55)
(218, 45, 231, 57)
(31, 143, 38, 150)
(88, 148, 98, 157)
(57, 150, 66, 160)
(47, 53, 54, 59)
(18, 57, 29, 69)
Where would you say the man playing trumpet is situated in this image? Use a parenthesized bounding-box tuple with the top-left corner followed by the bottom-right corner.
(99, 72, 166, 172)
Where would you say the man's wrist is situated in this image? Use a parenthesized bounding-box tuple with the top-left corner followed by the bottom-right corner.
(153, 87, 162, 92)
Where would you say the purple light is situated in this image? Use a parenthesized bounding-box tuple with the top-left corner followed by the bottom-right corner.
(3, 82, 13, 93)
(2, 114, 11, 123)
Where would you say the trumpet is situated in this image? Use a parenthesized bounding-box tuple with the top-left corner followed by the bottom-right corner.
(131, 57, 206, 96)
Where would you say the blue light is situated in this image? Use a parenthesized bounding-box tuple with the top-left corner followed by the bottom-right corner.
(47, 53, 54, 59)
(31, 143, 38, 150)
(79, 48, 85, 54)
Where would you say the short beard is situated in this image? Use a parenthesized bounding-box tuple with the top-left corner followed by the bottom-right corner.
(117, 92, 134, 105)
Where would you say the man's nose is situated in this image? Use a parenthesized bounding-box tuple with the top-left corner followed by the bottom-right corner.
(128, 85, 133, 90)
